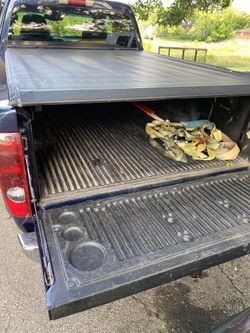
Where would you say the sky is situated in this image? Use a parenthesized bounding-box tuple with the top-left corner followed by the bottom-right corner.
(119, 0, 250, 13)
(233, 0, 250, 13)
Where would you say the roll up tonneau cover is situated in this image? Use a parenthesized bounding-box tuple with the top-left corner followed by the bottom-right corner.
(5, 48, 250, 107)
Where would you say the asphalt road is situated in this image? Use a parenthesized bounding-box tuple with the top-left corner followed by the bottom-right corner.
(0, 197, 250, 333)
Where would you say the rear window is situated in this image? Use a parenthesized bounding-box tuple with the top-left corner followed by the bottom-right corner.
(8, 4, 138, 48)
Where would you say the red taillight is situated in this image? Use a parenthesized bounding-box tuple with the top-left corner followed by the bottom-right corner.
(0, 133, 32, 218)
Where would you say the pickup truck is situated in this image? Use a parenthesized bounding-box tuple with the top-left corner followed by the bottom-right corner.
(0, 0, 249, 320)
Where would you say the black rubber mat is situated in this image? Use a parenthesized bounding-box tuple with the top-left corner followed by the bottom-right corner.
(35, 106, 247, 203)
(39, 171, 250, 319)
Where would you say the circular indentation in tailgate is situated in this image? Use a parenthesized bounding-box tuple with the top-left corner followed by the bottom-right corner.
(59, 212, 76, 224)
(62, 226, 83, 241)
(69, 242, 106, 271)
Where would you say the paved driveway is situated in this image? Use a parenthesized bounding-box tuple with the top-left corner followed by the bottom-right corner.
(0, 197, 249, 333)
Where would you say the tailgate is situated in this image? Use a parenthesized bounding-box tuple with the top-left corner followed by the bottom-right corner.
(37, 171, 250, 319)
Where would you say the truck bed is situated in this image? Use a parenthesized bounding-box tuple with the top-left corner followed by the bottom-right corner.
(34, 105, 249, 205)
(6, 48, 250, 107)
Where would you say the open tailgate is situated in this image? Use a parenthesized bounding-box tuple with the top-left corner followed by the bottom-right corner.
(36, 171, 250, 319)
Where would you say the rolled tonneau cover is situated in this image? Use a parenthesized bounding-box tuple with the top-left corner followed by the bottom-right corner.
(5, 48, 250, 106)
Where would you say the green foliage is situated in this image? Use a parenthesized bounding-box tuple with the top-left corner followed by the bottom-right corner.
(189, 8, 250, 42)
(142, 41, 154, 51)
(161, 0, 231, 26)
(155, 25, 189, 39)
(132, 0, 163, 22)
(132, 0, 232, 26)
(138, 6, 250, 43)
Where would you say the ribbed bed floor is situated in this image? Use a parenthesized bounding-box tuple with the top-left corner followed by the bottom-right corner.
(34, 105, 248, 204)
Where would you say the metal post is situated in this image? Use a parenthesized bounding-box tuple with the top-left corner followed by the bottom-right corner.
(194, 49, 198, 62)
(182, 49, 185, 60)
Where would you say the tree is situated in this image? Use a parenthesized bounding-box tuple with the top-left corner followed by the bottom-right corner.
(189, 8, 250, 42)
(132, 0, 232, 26)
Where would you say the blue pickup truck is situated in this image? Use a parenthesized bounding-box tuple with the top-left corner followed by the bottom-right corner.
(0, 0, 249, 320)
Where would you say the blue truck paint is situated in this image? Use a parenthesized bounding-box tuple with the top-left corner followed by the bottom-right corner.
(0, 33, 18, 132)
(0, 106, 18, 132)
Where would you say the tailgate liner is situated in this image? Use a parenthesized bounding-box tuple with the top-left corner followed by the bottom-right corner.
(40, 171, 250, 319)
(35, 106, 248, 205)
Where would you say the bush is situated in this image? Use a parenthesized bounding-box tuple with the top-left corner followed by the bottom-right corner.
(138, 7, 250, 42)
(143, 41, 154, 52)
(189, 8, 250, 42)
(206, 36, 213, 43)
(155, 25, 189, 39)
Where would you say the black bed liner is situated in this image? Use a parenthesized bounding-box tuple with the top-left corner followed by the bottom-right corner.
(35, 105, 248, 205)
(6, 48, 250, 106)
(39, 171, 250, 319)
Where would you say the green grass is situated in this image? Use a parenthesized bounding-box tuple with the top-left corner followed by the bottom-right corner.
(143, 38, 250, 72)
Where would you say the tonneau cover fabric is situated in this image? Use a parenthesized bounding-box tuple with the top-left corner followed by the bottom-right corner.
(5, 48, 250, 106)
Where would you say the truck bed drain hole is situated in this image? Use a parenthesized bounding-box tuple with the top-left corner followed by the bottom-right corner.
(69, 242, 106, 271)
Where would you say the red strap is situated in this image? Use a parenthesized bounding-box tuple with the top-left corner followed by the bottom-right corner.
(133, 102, 157, 117)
